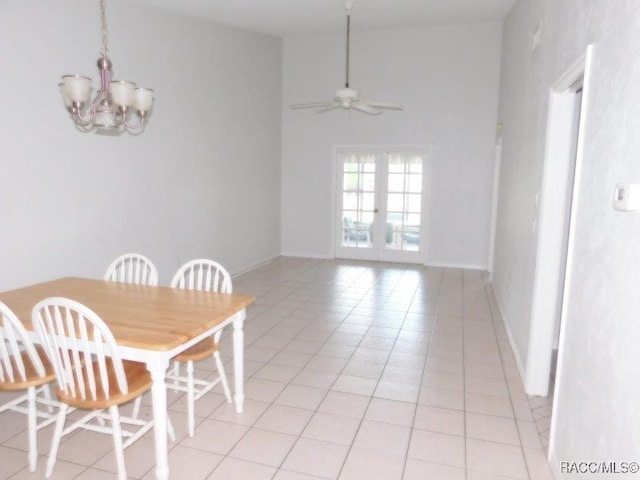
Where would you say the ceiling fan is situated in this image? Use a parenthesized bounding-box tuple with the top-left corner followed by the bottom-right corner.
(290, 0, 403, 116)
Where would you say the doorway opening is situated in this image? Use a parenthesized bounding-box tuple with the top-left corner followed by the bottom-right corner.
(526, 46, 592, 397)
(550, 84, 583, 382)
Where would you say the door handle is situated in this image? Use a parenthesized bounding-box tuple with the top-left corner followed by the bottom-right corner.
(374, 208, 379, 213)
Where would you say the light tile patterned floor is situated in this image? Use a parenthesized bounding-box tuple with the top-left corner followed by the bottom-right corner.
(528, 390, 554, 454)
(0, 257, 555, 480)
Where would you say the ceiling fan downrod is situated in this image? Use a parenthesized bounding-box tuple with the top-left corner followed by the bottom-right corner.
(345, 6, 351, 88)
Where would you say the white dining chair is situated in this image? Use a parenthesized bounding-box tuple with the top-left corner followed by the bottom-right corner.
(168, 259, 233, 437)
(104, 253, 159, 286)
(0, 301, 60, 472)
(32, 297, 175, 480)
(104, 252, 157, 418)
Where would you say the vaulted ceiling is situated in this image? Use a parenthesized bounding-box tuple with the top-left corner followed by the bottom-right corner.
(125, 0, 517, 37)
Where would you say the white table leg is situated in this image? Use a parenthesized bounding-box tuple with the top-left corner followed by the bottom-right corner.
(147, 357, 170, 480)
(233, 310, 246, 413)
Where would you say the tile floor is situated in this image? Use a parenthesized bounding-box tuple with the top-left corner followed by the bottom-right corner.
(529, 391, 554, 454)
(0, 257, 556, 480)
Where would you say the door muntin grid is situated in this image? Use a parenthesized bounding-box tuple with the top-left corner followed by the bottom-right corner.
(385, 153, 423, 252)
(341, 153, 375, 249)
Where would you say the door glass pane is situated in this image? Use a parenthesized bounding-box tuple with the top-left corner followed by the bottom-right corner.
(341, 153, 375, 249)
(408, 175, 422, 193)
(385, 153, 424, 252)
(407, 194, 421, 213)
(344, 162, 358, 173)
(388, 174, 404, 192)
(362, 174, 375, 192)
(407, 213, 421, 225)
(362, 193, 375, 211)
(408, 157, 423, 173)
(343, 192, 357, 210)
(386, 212, 401, 248)
(361, 211, 374, 224)
(389, 156, 404, 173)
(343, 172, 358, 190)
(388, 193, 404, 212)
(403, 227, 420, 251)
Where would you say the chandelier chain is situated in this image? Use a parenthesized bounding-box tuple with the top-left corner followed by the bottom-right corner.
(99, 0, 110, 59)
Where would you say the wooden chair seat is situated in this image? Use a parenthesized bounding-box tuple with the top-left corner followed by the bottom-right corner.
(0, 347, 56, 391)
(56, 360, 151, 409)
(174, 337, 219, 363)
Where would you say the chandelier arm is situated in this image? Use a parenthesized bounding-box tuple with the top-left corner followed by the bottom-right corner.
(122, 114, 146, 129)
(73, 105, 97, 126)
(112, 110, 126, 128)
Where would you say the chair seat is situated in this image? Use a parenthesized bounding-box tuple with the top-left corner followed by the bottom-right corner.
(174, 337, 219, 363)
(0, 347, 56, 391)
(56, 360, 151, 410)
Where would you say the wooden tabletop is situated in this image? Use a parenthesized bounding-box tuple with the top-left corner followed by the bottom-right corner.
(0, 277, 255, 351)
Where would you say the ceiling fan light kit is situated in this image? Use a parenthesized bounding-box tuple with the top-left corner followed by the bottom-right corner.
(291, 0, 402, 116)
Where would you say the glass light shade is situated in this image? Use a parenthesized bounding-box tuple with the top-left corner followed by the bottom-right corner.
(94, 103, 117, 128)
(133, 88, 154, 112)
(61, 75, 92, 103)
(110, 80, 136, 107)
(58, 83, 73, 108)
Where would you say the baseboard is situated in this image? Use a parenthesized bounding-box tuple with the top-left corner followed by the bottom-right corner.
(492, 284, 528, 388)
(280, 251, 334, 260)
(425, 261, 488, 270)
(276, 256, 488, 268)
(231, 254, 280, 277)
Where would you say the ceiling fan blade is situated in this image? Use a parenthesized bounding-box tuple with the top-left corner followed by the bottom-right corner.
(352, 104, 382, 115)
(316, 104, 342, 113)
(291, 102, 336, 109)
(361, 101, 403, 110)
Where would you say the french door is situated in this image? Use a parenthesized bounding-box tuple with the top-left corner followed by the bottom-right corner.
(335, 148, 428, 263)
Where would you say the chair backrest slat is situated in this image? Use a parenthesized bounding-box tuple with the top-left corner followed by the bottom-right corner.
(0, 301, 46, 386)
(53, 306, 76, 398)
(171, 259, 232, 294)
(5, 326, 24, 382)
(0, 329, 14, 383)
(77, 317, 98, 400)
(64, 306, 87, 399)
(32, 298, 128, 402)
(104, 253, 158, 286)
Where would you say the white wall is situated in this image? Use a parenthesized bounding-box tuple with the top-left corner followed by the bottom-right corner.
(493, 0, 640, 473)
(281, 24, 502, 267)
(0, 0, 282, 290)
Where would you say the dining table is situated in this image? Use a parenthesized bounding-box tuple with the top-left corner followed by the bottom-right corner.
(0, 276, 255, 480)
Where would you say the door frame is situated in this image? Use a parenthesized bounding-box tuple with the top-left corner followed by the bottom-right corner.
(488, 135, 502, 281)
(526, 45, 593, 396)
(331, 145, 432, 263)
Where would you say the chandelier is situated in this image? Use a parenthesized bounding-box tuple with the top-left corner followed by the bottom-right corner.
(59, 0, 154, 133)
